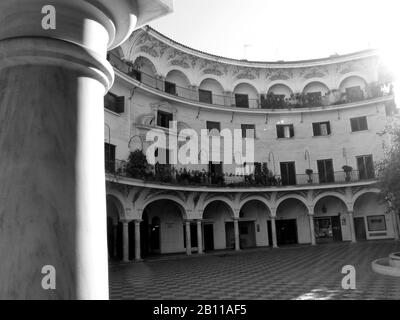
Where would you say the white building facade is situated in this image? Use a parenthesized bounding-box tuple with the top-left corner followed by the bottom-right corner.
(104, 26, 400, 262)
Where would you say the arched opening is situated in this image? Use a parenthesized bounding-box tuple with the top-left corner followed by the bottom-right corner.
(276, 198, 309, 245)
(141, 199, 187, 256)
(199, 78, 225, 105)
(267, 83, 293, 98)
(302, 81, 329, 106)
(106, 195, 124, 261)
(240, 200, 271, 248)
(339, 75, 367, 102)
(202, 200, 234, 251)
(353, 192, 393, 241)
(313, 196, 348, 243)
(131, 56, 158, 88)
(233, 83, 259, 108)
(165, 69, 191, 98)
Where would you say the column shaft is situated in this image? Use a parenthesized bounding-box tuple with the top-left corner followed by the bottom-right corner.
(185, 221, 192, 255)
(134, 220, 142, 261)
(123, 221, 130, 262)
(197, 220, 203, 254)
(234, 219, 240, 251)
(309, 214, 316, 245)
(271, 217, 278, 248)
(348, 211, 356, 243)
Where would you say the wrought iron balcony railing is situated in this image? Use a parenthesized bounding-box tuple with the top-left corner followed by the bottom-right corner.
(107, 52, 394, 111)
(105, 160, 377, 188)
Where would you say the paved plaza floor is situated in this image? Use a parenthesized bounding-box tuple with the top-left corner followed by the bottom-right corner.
(109, 240, 400, 300)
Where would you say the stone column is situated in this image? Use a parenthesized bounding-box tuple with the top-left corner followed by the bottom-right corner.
(197, 220, 203, 254)
(185, 221, 192, 256)
(134, 220, 142, 261)
(122, 220, 130, 262)
(271, 217, 278, 248)
(234, 218, 240, 251)
(348, 211, 357, 243)
(0, 0, 171, 300)
(308, 213, 316, 245)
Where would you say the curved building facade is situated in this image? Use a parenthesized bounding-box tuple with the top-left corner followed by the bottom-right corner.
(104, 26, 400, 262)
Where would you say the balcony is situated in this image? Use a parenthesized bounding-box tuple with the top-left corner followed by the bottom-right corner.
(107, 52, 395, 112)
(105, 159, 377, 188)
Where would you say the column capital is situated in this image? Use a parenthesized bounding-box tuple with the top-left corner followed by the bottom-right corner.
(121, 218, 132, 224)
(134, 219, 143, 224)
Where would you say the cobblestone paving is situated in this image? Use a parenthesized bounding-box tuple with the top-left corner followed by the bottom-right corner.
(109, 240, 400, 300)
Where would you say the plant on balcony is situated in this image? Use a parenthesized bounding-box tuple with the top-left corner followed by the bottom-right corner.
(126, 150, 151, 179)
(305, 169, 313, 183)
(342, 165, 353, 182)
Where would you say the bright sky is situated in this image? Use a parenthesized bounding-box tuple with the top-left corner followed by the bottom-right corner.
(150, 0, 400, 62)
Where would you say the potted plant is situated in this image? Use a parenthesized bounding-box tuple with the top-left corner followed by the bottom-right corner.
(342, 165, 353, 182)
(305, 169, 313, 183)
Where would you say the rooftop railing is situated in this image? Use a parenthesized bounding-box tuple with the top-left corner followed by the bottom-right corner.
(105, 160, 376, 188)
(107, 52, 394, 111)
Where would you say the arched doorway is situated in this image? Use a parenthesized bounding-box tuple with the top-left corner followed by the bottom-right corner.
(353, 192, 394, 241)
(276, 198, 309, 245)
(313, 196, 348, 243)
(203, 200, 234, 251)
(106, 195, 124, 261)
(239, 200, 271, 248)
(141, 199, 186, 256)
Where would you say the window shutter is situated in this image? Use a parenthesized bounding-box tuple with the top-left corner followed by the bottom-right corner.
(360, 117, 368, 130)
(326, 122, 331, 135)
(289, 125, 294, 137)
(350, 118, 357, 132)
(115, 96, 125, 113)
(276, 125, 284, 138)
(313, 123, 320, 136)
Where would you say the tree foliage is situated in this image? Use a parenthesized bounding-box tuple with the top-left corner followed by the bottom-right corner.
(376, 119, 400, 210)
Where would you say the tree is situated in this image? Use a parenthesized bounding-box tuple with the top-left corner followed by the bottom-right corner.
(376, 119, 400, 210)
(126, 150, 150, 179)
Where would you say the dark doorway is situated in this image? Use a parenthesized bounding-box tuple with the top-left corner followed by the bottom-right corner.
(209, 161, 223, 185)
(354, 217, 367, 241)
(267, 220, 272, 246)
(239, 221, 256, 248)
(331, 216, 343, 241)
(203, 224, 214, 251)
(276, 219, 298, 245)
(141, 212, 161, 256)
(280, 162, 296, 186)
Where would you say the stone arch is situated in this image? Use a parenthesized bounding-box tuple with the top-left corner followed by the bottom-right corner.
(106, 194, 125, 224)
(142, 194, 188, 219)
(302, 80, 330, 95)
(232, 81, 259, 96)
(132, 55, 158, 76)
(338, 74, 368, 93)
(312, 191, 350, 212)
(202, 197, 235, 218)
(238, 196, 272, 215)
(351, 188, 381, 211)
(275, 194, 310, 213)
(165, 68, 192, 86)
(266, 82, 294, 98)
(199, 77, 225, 95)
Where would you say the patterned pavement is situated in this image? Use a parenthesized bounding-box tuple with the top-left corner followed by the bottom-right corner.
(109, 240, 400, 300)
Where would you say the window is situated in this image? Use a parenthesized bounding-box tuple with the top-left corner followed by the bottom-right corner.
(241, 124, 256, 138)
(206, 121, 221, 134)
(165, 81, 176, 95)
(157, 110, 173, 128)
(280, 162, 296, 186)
(104, 92, 125, 114)
(346, 86, 364, 102)
(317, 159, 334, 183)
(199, 89, 213, 104)
(104, 143, 116, 173)
(357, 155, 375, 180)
(367, 215, 386, 231)
(208, 161, 223, 184)
(313, 121, 331, 136)
(235, 93, 249, 108)
(350, 116, 368, 132)
(276, 124, 294, 138)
